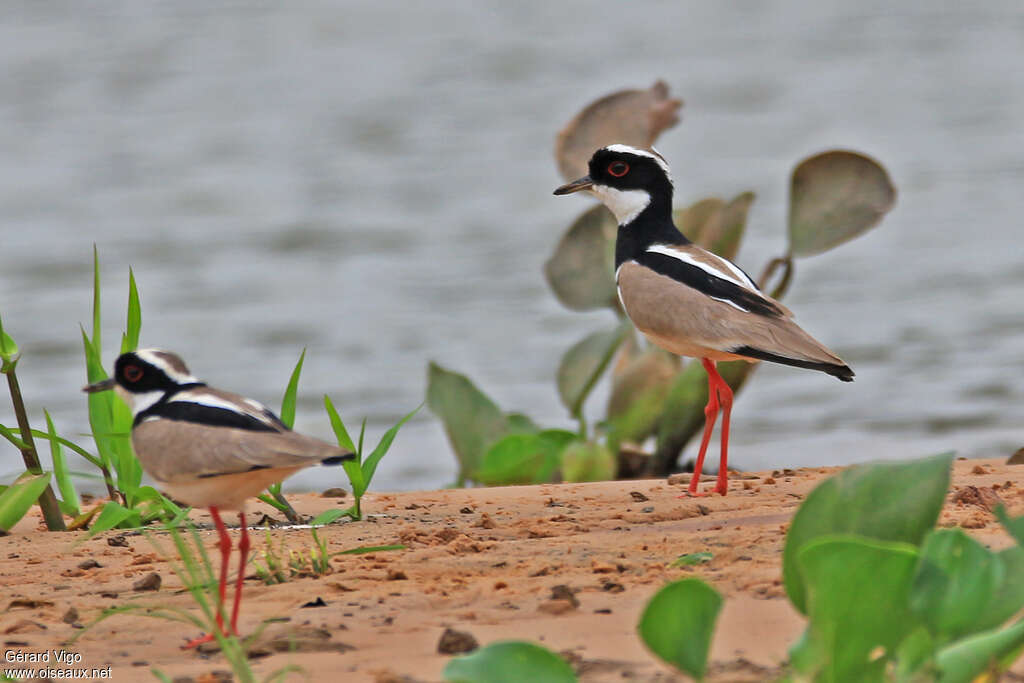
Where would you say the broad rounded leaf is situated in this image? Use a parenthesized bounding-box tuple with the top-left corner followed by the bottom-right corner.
(935, 619, 1024, 683)
(561, 441, 616, 482)
(544, 205, 618, 311)
(426, 362, 508, 482)
(788, 150, 896, 257)
(477, 430, 578, 486)
(798, 536, 921, 681)
(783, 452, 953, 614)
(555, 80, 682, 182)
(556, 323, 629, 417)
(443, 641, 577, 683)
(910, 529, 1003, 641)
(607, 348, 679, 445)
(675, 192, 756, 261)
(638, 578, 722, 680)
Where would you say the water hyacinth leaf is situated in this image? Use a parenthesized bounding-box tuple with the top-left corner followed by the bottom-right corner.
(556, 322, 629, 418)
(561, 440, 616, 482)
(443, 640, 577, 683)
(0, 472, 52, 533)
(87, 501, 141, 536)
(426, 362, 511, 483)
(788, 150, 896, 258)
(995, 505, 1024, 547)
(910, 529, 1003, 642)
(973, 545, 1024, 634)
(544, 204, 618, 311)
(554, 79, 682, 182)
(477, 430, 577, 486)
(783, 452, 953, 614)
(607, 348, 679, 446)
(675, 192, 756, 261)
(934, 618, 1024, 683)
(638, 578, 722, 681)
(798, 536, 921, 681)
(671, 552, 713, 567)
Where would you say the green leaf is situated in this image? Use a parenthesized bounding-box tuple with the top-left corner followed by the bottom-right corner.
(310, 509, 347, 527)
(544, 204, 619, 311)
(935, 618, 1024, 683)
(323, 394, 357, 452)
(426, 362, 511, 482)
(337, 544, 405, 555)
(0, 472, 52, 533)
(638, 578, 722, 680)
(607, 346, 679, 446)
(0, 422, 28, 451)
(443, 640, 577, 683)
(361, 405, 419, 491)
(560, 440, 616, 482)
(974, 545, 1024, 634)
(675, 192, 755, 261)
(91, 244, 102, 351)
(788, 150, 896, 258)
(0, 313, 20, 372)
(280, 348, 305, 430)
(910, 529, 1005, 642)
(995, 505, 1024, 547)
(797, 536, 921, 681)
(45, 410, 79, 517)
(121, 267, 141, 354)
(670, 552, 713, 567)
(87, 501, 141, 537)
(556, 323, 629, 418)
(783, 452, 953, 614)
(477, 430, 578, 486)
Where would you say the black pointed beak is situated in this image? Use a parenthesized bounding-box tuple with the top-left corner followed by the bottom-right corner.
(82, 378, 116, 393)
(553, 175, 594, 195)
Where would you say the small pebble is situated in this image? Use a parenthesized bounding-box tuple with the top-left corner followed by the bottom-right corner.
(132, 572, 161, 592)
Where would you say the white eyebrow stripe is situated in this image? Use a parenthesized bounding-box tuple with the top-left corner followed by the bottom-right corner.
(645, 244, 758, 291)
(603, 144, 673, 180)
(134, 348, 200, 384)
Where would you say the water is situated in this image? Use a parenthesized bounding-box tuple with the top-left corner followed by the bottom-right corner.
(1, 2, 1022, 493)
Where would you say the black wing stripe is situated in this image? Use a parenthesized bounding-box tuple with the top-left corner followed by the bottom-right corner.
(637, 252, 784, 318)
(197, 465, 272, 479)
(134, 401, 280, 431)
(731, 345, 855, 382)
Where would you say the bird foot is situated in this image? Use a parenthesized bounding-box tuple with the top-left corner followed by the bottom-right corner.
(182, 628, 237, 650)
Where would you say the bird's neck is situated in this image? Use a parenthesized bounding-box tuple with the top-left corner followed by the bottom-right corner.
(614, 198, 689, 268)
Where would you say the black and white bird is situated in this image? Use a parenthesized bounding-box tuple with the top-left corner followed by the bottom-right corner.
(554, 144, 853, 496)
(83, 348, 353, 646)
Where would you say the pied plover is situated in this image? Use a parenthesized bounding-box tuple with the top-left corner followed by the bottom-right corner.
(84, 348, 353, 646)
(554, 145, 852, 496)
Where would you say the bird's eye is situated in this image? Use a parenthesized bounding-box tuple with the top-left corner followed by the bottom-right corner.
(608, 161, 629, 177)
(123, 365, 143, 383)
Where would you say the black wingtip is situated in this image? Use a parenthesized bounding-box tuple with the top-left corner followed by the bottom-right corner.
(321, 453, 356, 466)
(732, 346, 855, 382)
(830, 365, 856, 382)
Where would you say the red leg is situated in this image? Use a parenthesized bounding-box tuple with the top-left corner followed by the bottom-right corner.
(182, 506, 231, 649)
(711, 370, 733, 496)
(682, 358, 720, 497)
(229, 512, 250, 636)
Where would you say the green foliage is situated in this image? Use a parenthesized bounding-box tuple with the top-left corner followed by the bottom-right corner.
(477, 430, 577, 486)
(783, 452, 952, 613)
(0, 472, 52, 533)
(430, 85, 896, 481)
(0, 313, 20, 373)
(670, 551, 713, 567)
(323, 396, 418, 520)
(638, 578, 722, 681)
(442, 641, 577, 683)
(560, 440, 616, 482)
(636, 454, 1024, 682)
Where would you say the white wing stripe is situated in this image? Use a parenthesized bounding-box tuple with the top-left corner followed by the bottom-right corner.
(645, 244, 757, 290)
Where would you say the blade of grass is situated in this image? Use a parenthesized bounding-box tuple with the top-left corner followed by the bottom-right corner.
(323, 395, 357, 452)
(44, 410, 79, 517)
(361, 405, 420, 488)
(121, 267, 141, 354)
(280, 348, 306, 430)
(0, 472, 53, 533)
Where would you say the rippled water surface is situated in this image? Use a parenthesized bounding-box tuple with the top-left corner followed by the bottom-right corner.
(2, 2, 1022, 492)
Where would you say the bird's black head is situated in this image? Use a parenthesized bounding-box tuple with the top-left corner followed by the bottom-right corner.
(83, 349, 199, 397)
(554, 144, 674, 225)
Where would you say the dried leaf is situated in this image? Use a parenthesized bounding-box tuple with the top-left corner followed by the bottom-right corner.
(544, 204, 618, 311)
(555, 80, 683, 182)
(674, 192, 755, 261)
(788, 150, 896, 257)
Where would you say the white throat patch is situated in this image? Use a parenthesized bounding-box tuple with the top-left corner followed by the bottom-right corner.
(591, 184, 651, 225)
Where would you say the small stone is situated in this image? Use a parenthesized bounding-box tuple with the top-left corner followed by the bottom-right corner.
(386, 569, 408, 581)
(697, 504, 711, 516)
(62, 607, 79, 624)
(3, 619, 46, 634)
(629, 491, 649, 502)
(77, 559, 101, 570)
(321, 487, 347, 498)
(666, 473, 687, 486)
(642, 506, 655, 513)
(537, 599, 575, 615)
(459, 507, 474, 514)
(133, 572, 161, 592)
(971, 465, 987, 475)
(763, 477, 776, 485)
(437, 627, 479, 655)
(550, 585, 579, 608)
(474, 513, 496, 529)
(107, 534, 129, 547)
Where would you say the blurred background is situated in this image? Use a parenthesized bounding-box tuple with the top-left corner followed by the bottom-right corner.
(1, 1, 1022, 492)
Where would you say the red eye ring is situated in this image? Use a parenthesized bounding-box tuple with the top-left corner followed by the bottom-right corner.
(608, 161, 629, 177)
(123, 365, 143, 383)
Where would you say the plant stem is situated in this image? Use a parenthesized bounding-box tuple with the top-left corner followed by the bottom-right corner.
(5, 371, 66, 530)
